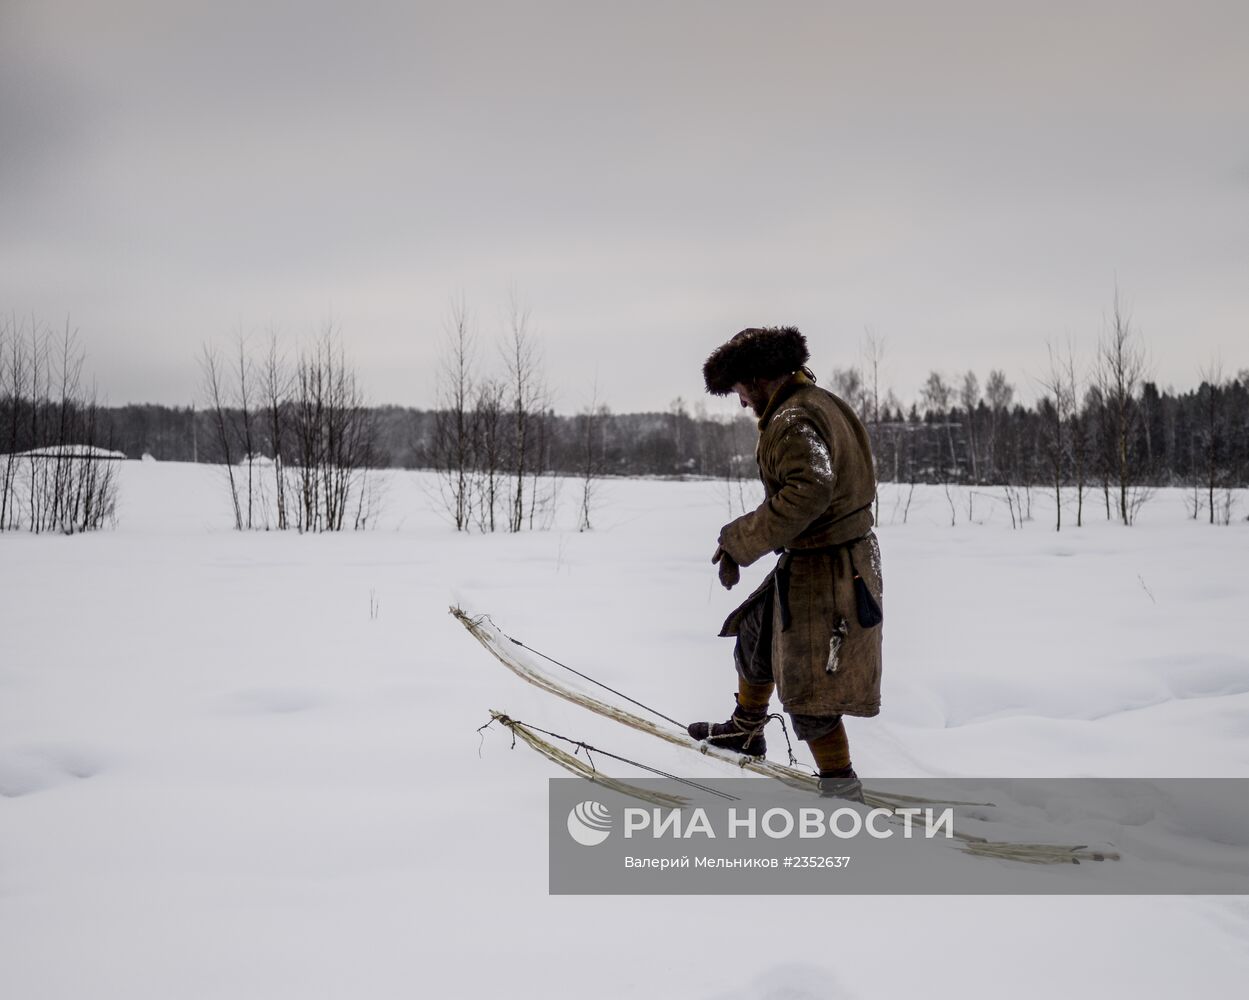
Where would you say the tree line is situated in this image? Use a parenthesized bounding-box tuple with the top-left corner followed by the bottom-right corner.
(829, 307, 1248, 528)
(97, 361, 1248, 525)
(8, 299, 1247, 535)
(101, 398, 758, 477)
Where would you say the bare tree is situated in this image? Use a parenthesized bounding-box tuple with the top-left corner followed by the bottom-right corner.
(200, 343, 242, 530)
(432, 296, 477, 531)
(830, 366, 869, 420)
(472, 377, 506, 532)
(920, 371, 955, 476)
(319, 334, 376, 531)
(73, 384, 118, 532)
(862, 330, 884, 427)
(692, 399, 713, 476)
(577, 380, 607, 531)
(1037, 342, 1075, 530)
(862, 330, 885, 522)
(984, 368, 1014, 480)
(502, 295, 544, 533)
(1197, 357, 1225, 525)
(1088, 382, 1115, 520)
(234, 334, 257, 529)
(291, 342, 324, 531)
(1095, 288, 1149, 524)
(1062, 345, 1089, 527)
(959, 370, 980, 482)
(261, 330, 291, 530)
(882, 388, 904, 484)
(24, 320, 49, 523)
(48, 324, 83, 529)
(669, 397, 689, 471)
(527, 388, 558, 530)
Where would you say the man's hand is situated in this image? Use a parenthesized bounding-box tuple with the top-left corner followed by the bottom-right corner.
(712, 545, 740, 590)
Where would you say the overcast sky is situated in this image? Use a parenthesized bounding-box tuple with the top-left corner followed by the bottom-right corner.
(2, 0, 1245, 414)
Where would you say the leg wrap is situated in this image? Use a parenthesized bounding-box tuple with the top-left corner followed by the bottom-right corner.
(806, 717, 851, 773)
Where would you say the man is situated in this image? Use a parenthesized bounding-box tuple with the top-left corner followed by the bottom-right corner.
(688, 326, 884, 801)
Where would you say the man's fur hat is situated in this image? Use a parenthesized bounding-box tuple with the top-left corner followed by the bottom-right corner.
(702, 326, 810, 395)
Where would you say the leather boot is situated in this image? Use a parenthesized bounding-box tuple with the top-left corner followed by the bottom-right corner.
(818, 765, 864, 803)
(687, 696, 768, 757)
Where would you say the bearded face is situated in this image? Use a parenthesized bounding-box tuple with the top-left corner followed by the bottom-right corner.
(732, 380, 772, 418)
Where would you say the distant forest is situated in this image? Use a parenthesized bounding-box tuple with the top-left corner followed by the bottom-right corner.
(101, 370, 1249, 489)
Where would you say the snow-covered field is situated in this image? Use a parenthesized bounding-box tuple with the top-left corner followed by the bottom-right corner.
(2, 463, 1247, 999)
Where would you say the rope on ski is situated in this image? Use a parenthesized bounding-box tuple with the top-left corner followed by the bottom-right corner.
(453, 605, 822, 791)
(479, 713, 1118, 864)
(479, 711, 687, 808)
(479, 711, 740, 802)
(768, 712, 799, 768)
(695, 710, 799, 767)
(462, 612, 686, 729)
(457, 608, 798, 761)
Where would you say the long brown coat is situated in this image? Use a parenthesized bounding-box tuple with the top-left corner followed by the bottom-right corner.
(717, 372, 883, 718)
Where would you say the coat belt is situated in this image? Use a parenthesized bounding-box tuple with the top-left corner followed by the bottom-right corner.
(775, 529, 873, 633)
